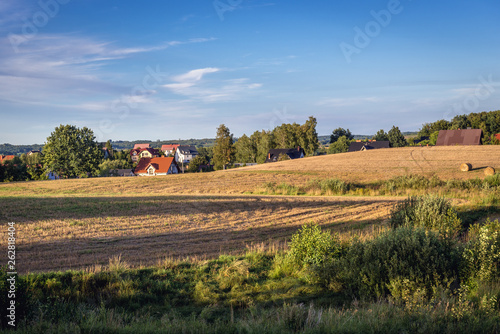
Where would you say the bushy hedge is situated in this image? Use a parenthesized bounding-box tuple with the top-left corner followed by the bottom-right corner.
(389, 196, 462, 237)
(463, 219, 500, 283)
(329, 226, 461, 300)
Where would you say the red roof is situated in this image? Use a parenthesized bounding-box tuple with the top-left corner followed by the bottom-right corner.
(0, 155, 15, 163)
(161, 144, 180, 152)
(130, 148, 159, 156)
(495, 134, 500, 141)
(134, 157, 177, 174)
(133, 143, 150, 149)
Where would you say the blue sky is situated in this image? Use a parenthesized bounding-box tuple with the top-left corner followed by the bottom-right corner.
(1, 0, 499, 144)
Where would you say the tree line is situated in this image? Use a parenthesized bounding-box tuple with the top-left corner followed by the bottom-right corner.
(2, 110, 499, 181)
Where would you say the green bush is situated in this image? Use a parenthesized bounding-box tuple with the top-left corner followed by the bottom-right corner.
(271, 224, 343, 279)
(311, 179, 349, 195)
(330, 226, 460, 300)
(285, 224, 342, 270)
(384, 175, 436, 192)
(463, 219, 500, 283)
(389, 196, 462, 237)
(484, 174, 500, 187)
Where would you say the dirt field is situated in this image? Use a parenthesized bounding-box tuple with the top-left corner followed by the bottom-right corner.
(0, 145, 498, 273)
(2, 195, 396, 273)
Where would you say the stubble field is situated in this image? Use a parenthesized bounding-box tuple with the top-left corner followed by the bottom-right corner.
(0, 145, 498, 274)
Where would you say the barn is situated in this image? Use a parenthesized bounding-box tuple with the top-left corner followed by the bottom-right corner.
(435, 129, 482, 146)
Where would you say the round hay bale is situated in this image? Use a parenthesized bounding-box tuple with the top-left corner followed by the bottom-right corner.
(460, 163, 472, 172)
(484, 167, 495, 176)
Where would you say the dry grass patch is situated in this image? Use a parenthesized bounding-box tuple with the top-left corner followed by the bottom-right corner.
(0, 195, 397, 274)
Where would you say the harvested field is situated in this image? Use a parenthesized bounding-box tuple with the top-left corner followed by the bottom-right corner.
(0, 145, 497, 273)
(0, 146, 498, 198)
(237, 146, 500, 182)
(1, 195, 396, 274)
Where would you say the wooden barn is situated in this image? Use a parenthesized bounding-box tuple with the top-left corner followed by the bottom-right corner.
(435, 129, 482, 146)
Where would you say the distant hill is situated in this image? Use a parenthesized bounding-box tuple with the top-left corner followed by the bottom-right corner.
(2, 134, 410, 154)
(0, 143, 44, 155)
(0, 140, 216, 155)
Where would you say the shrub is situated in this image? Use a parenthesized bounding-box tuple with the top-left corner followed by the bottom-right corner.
(463, 219, 500, 283)
(332, 226, 460, 300)
(285, 224, 342, 270)
(272, 224, 343, 279)
(383, 175, 432, 192)
(484, 173, 500, 187)
(389, 196, 462, 237)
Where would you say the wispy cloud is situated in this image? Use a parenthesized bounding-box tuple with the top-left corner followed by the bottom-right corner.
(163, 68, 262, 102)
(0, 34, 215, 107)
(316, 97, 381, 107)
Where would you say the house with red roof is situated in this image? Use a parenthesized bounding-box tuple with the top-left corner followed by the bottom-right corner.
(0, 155, 15, 163)
(161, 144, 180, 156)
(133, 143, 150, 150)
(134, 157, 179, 176)
(130, 148, 160, 162)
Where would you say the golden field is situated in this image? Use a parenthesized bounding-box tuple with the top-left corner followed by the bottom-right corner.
(0, 145, 499, 273)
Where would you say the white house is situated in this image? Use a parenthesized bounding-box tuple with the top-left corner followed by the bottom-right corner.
(174, 146, 198, 164)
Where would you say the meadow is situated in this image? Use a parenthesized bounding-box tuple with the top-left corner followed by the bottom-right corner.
(0, 146, 499, 332)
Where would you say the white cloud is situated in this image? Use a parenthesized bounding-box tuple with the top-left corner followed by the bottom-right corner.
(0, 34, 215, 108)
(171, 67, 220, 83)
(163, 68, 262, 102)
(316, 97, 381, 107)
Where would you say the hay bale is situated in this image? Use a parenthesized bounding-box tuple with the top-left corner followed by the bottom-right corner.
(484, 167, 495, 176)
(460, 163, 472, 172)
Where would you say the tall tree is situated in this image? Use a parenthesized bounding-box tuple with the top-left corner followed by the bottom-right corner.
(235, 134, 256, 163)
(387, 126, 408, 147)
(330, 127, 353, 143)
(43, 124, 103, 178)
(212, 124, 235, 170)
(255, 130, 275, 164)
(300, 116, 319, 156)
(372, 129, 389, 142)
(105, 140, 113, 159)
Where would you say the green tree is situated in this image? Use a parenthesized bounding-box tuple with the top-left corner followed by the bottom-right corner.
(330, 127, 353, 143)
(450, 114, 470, 130)
(418, 119, 451, 137)
(328, 136, 350, 154)
(235, 134, 256, 163)
(197, 146, 213, 163)
(188, 155, 209, 173)
(273, 123, 300, 149)
(372, 129, 389, 141)
(42, 124, 103, 178)
(255, 130, 274, 164)
(105, 140, 113, 159)
(0, 158, 28, 182)
(387, 126, 407, 147)
(429, 131, 440, 145)
(212, 124, 235, 170)
(300, 116, 320, 156)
